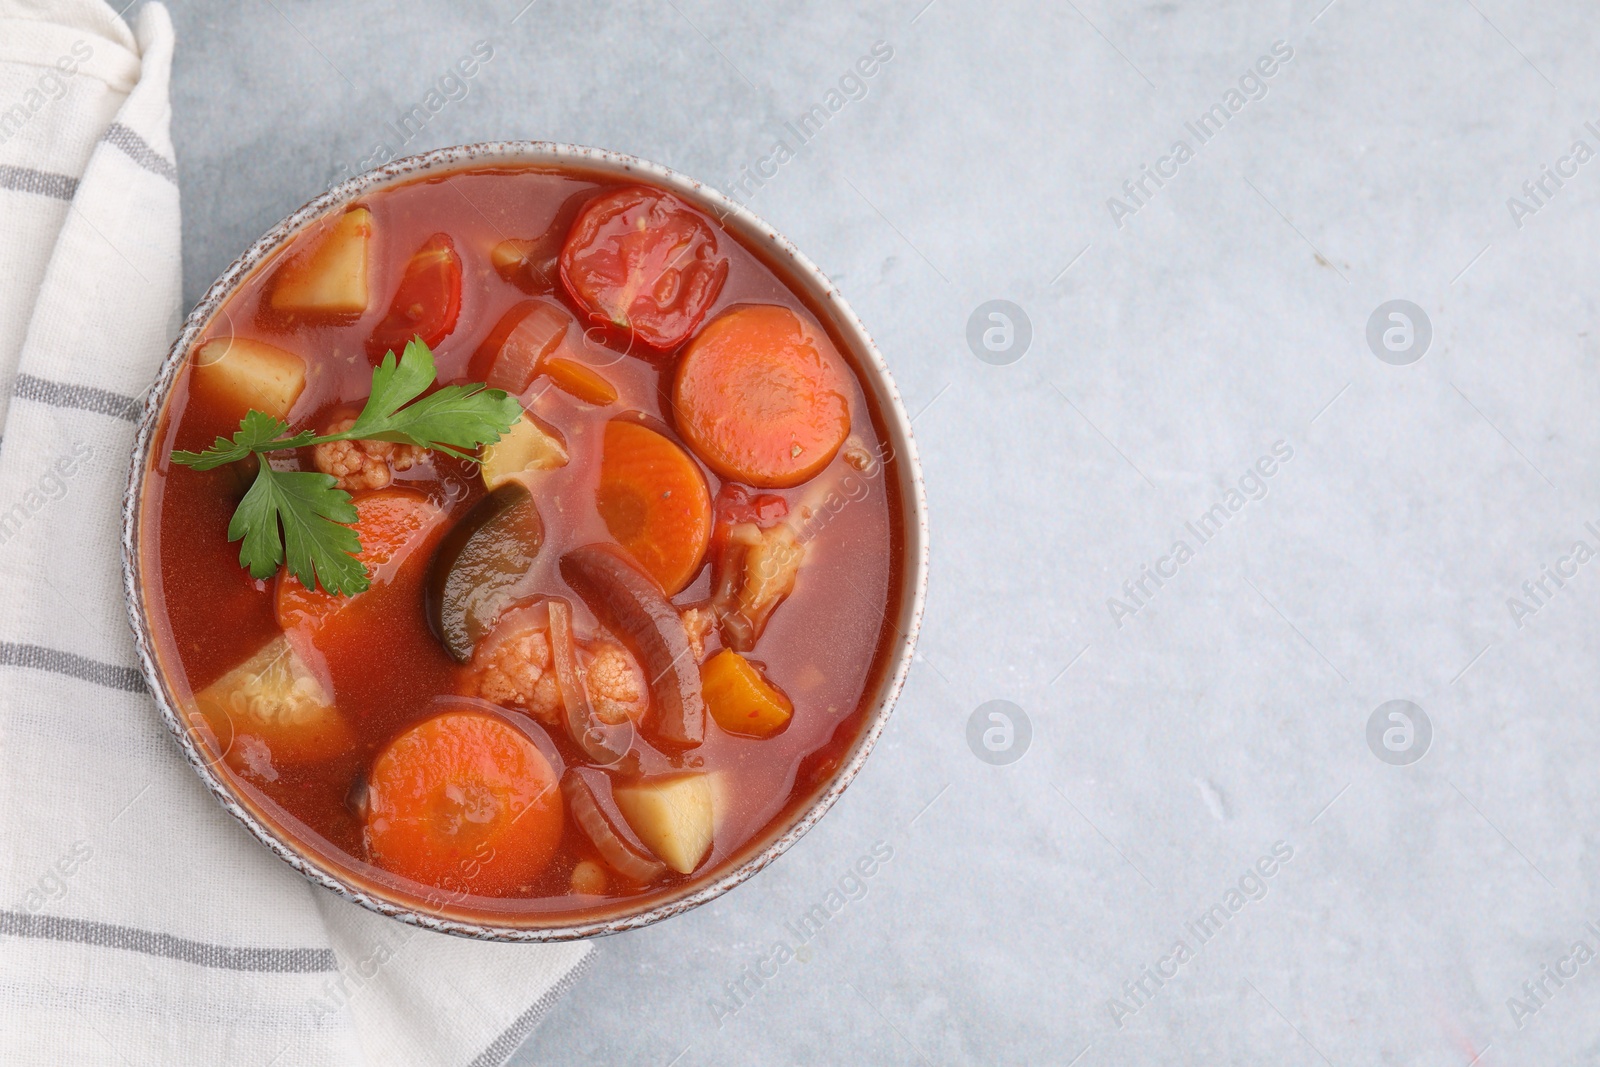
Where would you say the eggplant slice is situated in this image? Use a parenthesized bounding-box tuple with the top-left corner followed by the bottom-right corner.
(426, 482, 545, 663)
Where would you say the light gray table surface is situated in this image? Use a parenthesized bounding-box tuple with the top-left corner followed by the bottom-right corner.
(135, 0, 1600, 1063)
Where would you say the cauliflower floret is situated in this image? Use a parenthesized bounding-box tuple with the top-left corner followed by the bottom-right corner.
(312, 415, 425, 491)
(681, 606, 713, 662)
(584, 642, 646, 726)
(468, 613, 649, 731)
(468, 625, 562, 726)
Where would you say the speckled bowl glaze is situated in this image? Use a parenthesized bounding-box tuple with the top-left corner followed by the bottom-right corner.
(120, 142, 928, 942)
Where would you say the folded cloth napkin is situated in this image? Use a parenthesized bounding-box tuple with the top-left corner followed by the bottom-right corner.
(0, 3, 590, 1063)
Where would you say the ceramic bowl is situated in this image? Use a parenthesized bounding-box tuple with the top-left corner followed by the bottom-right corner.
(121, 142, 928, 941)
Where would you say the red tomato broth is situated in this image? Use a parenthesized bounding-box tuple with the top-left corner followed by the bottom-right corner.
(138, 164, 904, 922)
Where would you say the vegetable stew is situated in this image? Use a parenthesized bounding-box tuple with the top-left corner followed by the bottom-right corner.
(137, 164, 904, 923)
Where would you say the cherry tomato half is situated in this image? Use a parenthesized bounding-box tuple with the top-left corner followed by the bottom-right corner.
(366, 233, 463, 362)
(558, 186, 729, 352)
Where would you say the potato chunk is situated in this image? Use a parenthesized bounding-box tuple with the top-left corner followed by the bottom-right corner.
(190, 337, 306, 420)
(191, 634, 351, 773)
(480, 410, 568, 490)
(613, 774, 714, 875)
(708, 771, 733, 833)
(270, 206, 372, 316)
(570, 860, 608, 895)
(701, 650, 792, 738)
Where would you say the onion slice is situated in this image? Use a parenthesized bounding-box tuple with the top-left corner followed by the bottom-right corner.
(562, 767, 667, 882)
(559, 545, 705, 747)
(547, 596, 634, 767)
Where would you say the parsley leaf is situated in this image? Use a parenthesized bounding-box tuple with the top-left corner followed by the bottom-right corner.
(231, 464, 365, 592)
(171, 411, 315, 470)
(340, 339, 521, 460)
(352, 336, 438, 427)
(170, 336, 518, 594)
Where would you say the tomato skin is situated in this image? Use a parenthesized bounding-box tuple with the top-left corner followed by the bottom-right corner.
(366, 233, 463, 362)
(713, 483, 789, 529)
(559, 186, 729, 352)
(709, 483, 788, 557)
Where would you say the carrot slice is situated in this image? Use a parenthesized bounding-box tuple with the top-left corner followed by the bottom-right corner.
(671, 305, 851, 488)
(364, 709, 563, 896)
(276, 488, 443, 632)
(543, 355, 618, 406)
(596, 419, 711, 595)
(701, 649, 793, 738)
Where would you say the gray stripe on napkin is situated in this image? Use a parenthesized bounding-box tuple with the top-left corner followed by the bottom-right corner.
(102, 123, 178, 185)
(0, 165, 78, 201)
(11, 374, 140, 421)
(467, 952, 594, 1067)
(0, 644, 145, 692)
(0, 912, 338, 973)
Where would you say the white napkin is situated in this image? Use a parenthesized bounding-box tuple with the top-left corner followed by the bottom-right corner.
(0, 3, 590, 1064)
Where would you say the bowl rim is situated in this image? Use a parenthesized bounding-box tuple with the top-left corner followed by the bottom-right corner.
(120, 140, 929, 942)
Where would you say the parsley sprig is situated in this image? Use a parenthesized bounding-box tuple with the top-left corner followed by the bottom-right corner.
(171, 337, 519, 596)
